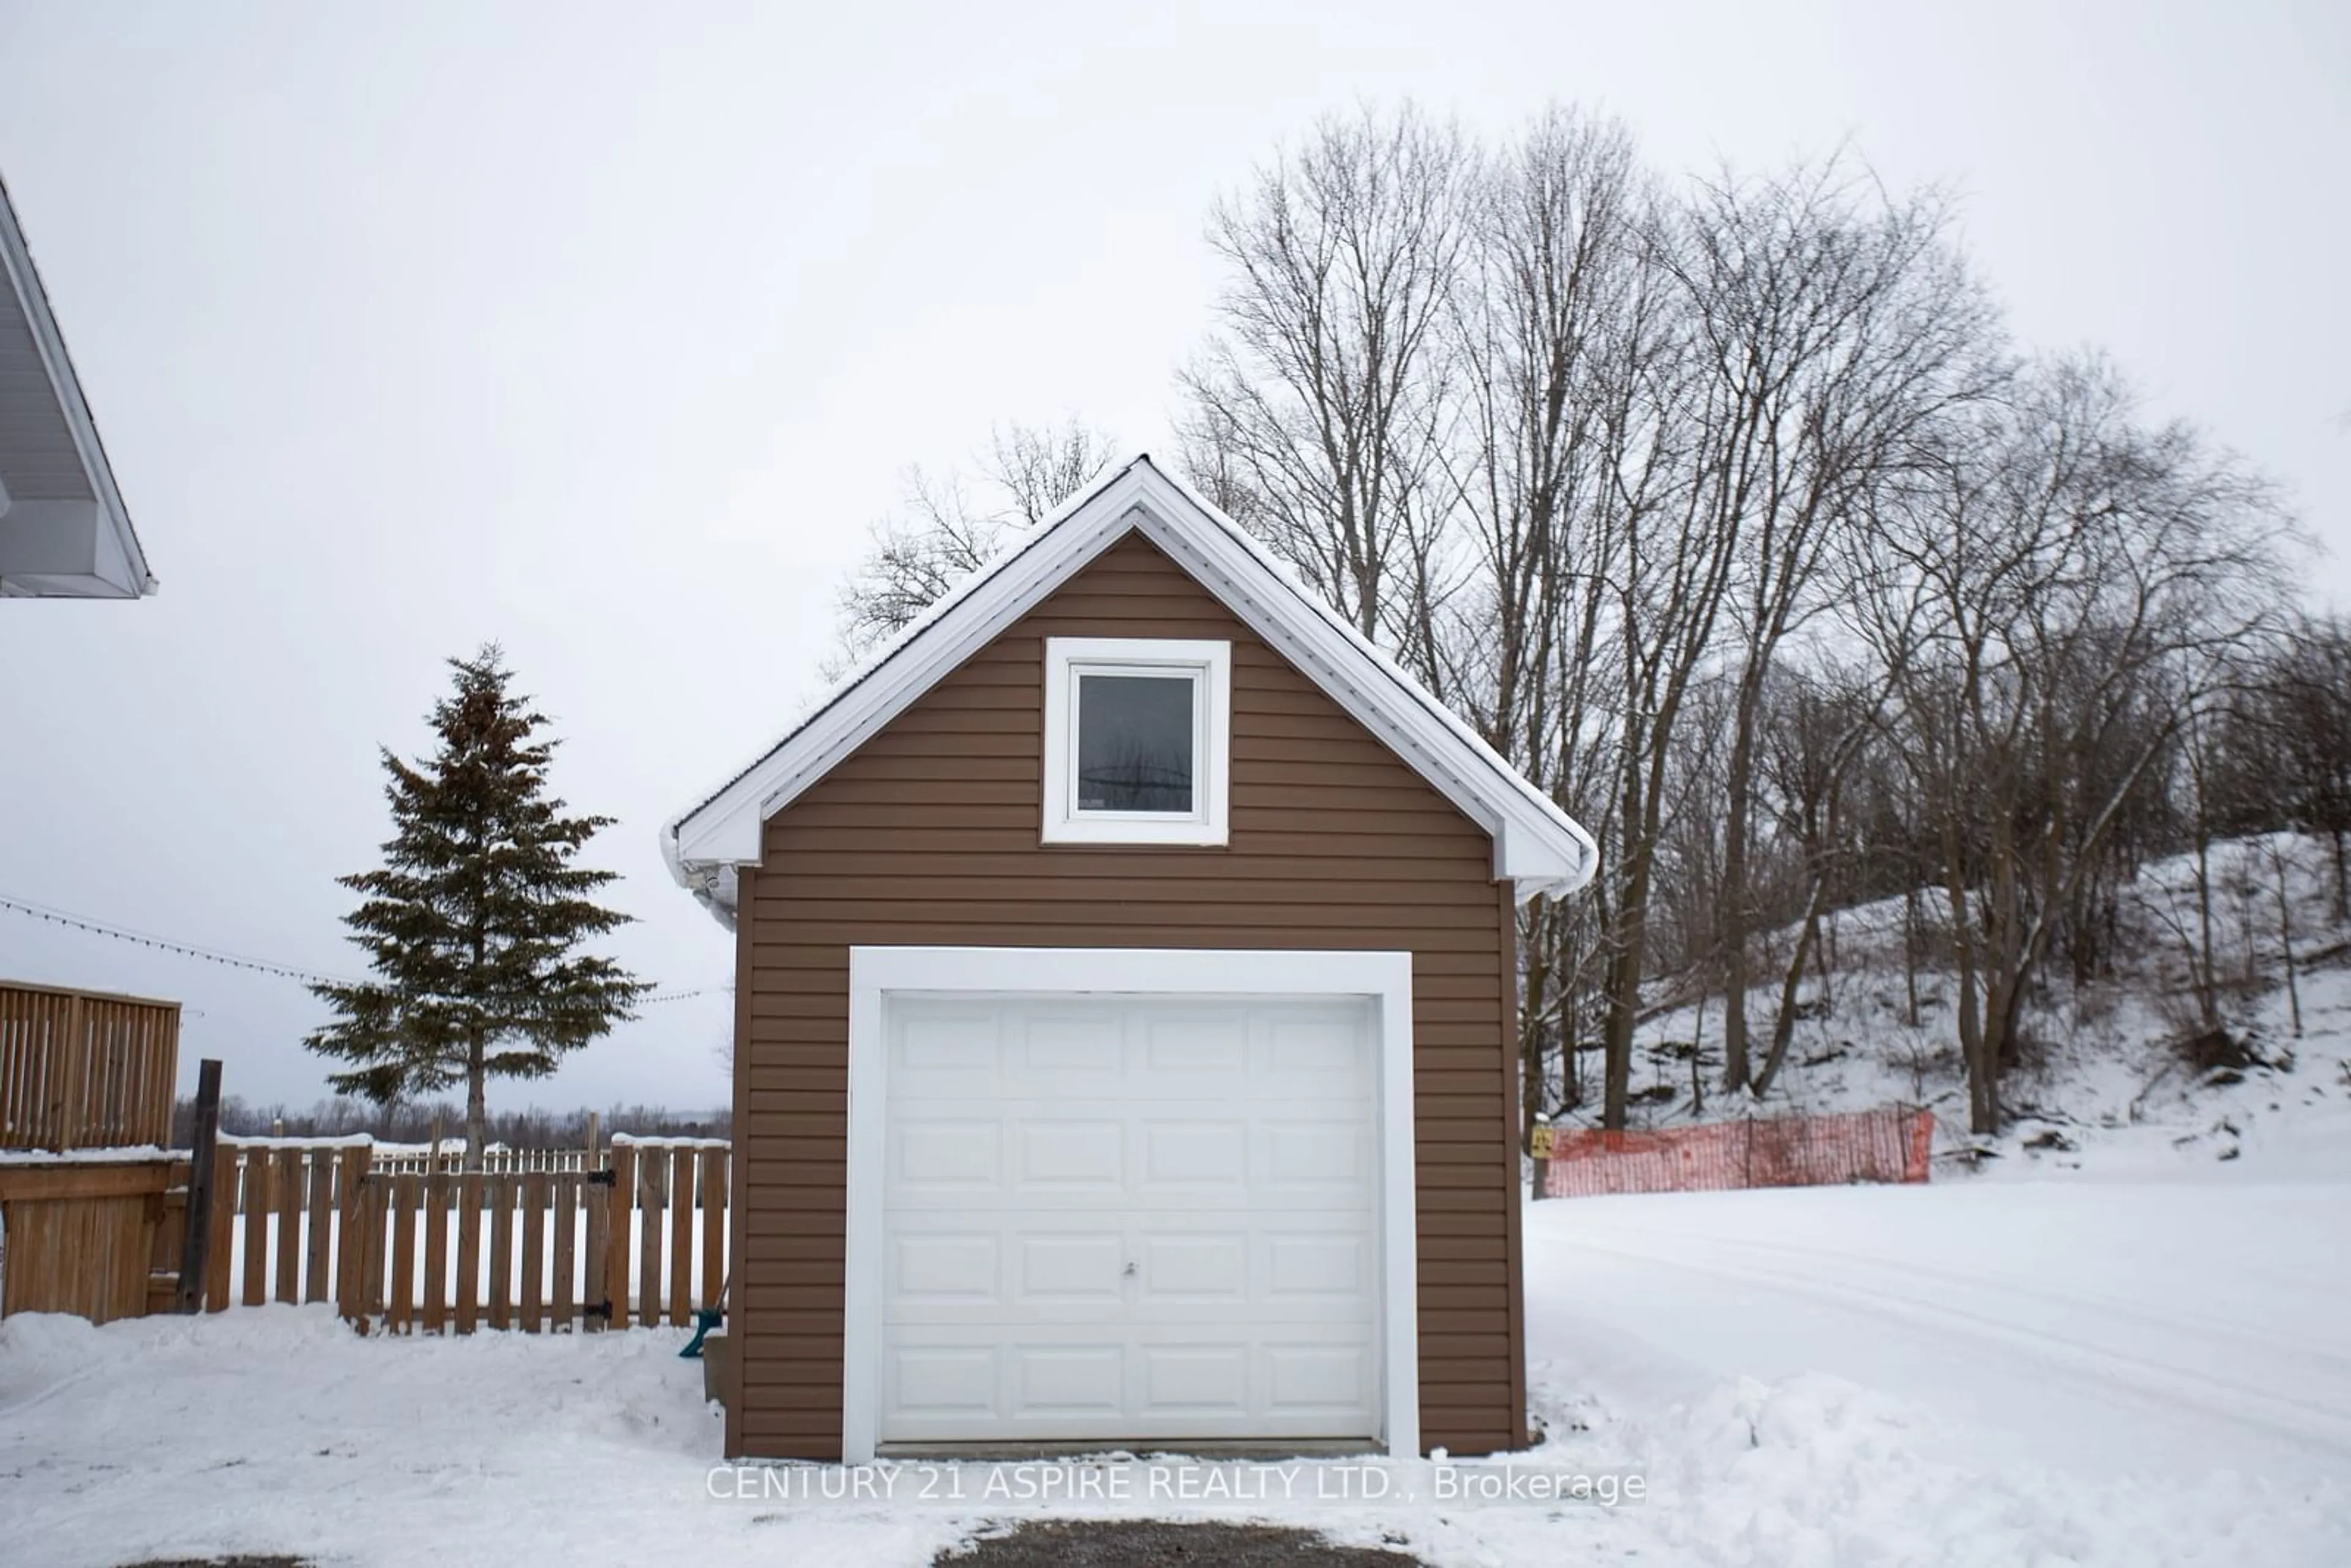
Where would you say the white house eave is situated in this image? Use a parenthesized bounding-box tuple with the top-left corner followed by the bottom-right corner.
(0, 174, 156, 599)
(666, 456, 1599, 920)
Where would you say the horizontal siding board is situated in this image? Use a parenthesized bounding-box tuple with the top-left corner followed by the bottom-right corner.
(734, 532, 1520, 1460)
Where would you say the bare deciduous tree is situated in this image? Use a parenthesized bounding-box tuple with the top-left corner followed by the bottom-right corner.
(1179, 103, 1472, 680)
(834, 419, 1117, 661)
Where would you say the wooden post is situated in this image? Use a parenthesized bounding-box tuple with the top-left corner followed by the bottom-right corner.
(174, 1059, 222, 1312)
(605, 1142, 635, 1330)
(455, 1172, 484, 1334)
(585, 1111, 601, 1171)
(428, 1114, 444, 1177)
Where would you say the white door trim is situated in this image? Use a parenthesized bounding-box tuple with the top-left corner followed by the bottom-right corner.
(843, 945, 1420, 1463)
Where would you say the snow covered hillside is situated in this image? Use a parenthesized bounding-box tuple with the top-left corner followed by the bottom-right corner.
(1604, 834, 2351, 1181)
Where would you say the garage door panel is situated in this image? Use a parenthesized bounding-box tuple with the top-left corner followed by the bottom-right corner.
(1014, 1006, 1127, 1077)
(889, 1231, 999, 1305)
(1014, 1232, 1125, 1305)
(893, 1119, 1000, 1189)
(1139, 1345, 1250, 1418)
(1265, 1343, 1378, 1418)
(879, 993, 1382, 1444)
(1015, 1119, 1125, 1190)
(1139, 1120, 1248, 1190)
(1266, 1231, 1374, 1300)
(1013, 1345, 1126, 1419)
(1262, 1120, 1371, 1188)
(1137, 1231, 1248, 1300)
(894, 1008, 1000, 1078)
(887, 1345, 998, 1423)
(1139, 1006, 1251, 1062)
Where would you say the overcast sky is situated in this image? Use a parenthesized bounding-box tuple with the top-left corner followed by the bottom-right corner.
(1, 1, 2344, 1117)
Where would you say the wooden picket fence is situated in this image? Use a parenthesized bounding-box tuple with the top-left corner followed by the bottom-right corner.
(199, 1137, 728, 1333)
(0, 980, 180, 1150)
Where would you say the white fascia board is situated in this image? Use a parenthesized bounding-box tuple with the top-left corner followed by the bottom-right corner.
(1124, 471, 1598, 901)
(668, 463, 1159, 872)
(0, 177, 155, 598)
(667, 453, 1600, 913)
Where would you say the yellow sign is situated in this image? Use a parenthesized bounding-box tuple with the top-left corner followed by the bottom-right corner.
(1530, 1125, 1554, 1160)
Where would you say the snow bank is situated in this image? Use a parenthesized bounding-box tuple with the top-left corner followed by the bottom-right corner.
(6, 1180, 2347, 1568)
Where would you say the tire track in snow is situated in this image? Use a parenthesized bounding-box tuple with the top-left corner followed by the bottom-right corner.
(1561, 1232, 2351, 1462)
(1561, 1216, 2351, 1381)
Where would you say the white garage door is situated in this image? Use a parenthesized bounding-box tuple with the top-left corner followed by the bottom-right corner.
(876, 992, 1381, 1447)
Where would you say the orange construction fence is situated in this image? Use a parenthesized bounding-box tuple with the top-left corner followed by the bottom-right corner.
(1540, 1105, 1935, 1199)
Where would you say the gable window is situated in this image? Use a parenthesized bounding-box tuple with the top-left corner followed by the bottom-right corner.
(1043, 637, 1230, 845)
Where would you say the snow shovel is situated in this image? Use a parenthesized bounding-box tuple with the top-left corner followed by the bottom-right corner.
(680, 1273, 729, 1359)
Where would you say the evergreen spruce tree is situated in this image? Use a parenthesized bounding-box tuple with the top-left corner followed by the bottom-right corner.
(307, 645, 651, 1166)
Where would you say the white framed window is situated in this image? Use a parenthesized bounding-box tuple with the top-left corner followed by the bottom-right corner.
(1041, 637, 1230, 846)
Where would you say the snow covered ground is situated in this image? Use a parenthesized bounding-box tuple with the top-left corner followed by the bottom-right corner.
(4, 1176, 2345, 1567)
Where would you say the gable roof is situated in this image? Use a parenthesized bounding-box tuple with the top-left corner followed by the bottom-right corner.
(663, 454, 1597, 924)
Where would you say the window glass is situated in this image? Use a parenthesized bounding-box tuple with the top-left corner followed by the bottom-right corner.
(1075, 673, 1195, 812)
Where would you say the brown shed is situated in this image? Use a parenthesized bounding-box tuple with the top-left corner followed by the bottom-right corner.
(666, 456, 1595, 1463)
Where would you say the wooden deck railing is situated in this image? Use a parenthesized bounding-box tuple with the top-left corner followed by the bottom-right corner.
(0, 981, 181, 1150)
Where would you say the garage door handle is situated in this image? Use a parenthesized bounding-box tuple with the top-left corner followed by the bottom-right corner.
(1122, 1262, 1137, 1278)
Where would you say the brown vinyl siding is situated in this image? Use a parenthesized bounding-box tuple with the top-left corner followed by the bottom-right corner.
(730, 531, 1522, 1458)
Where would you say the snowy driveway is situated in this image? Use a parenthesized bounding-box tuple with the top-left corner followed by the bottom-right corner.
(1525, 1180, 2351, 1487)
(2, 1181, 2347, 1567)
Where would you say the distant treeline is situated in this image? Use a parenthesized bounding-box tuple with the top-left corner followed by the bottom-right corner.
(171, 1095, 728, 1147)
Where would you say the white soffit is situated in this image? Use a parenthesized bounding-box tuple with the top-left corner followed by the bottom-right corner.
(0, 174, 154, 599)
(664, 456, 1597, 919)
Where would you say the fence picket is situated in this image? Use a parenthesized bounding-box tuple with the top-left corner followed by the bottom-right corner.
(667, 1149, 694, 1326)
(362, 1172, 389, 1324)
(606, 1144, 634, 1329)
(204, 1147, 237, 1313)
(422, 1174, 449, 1333)
(239, 1150, 268, 1307)
(304, 1152, 333, 1304)
(520, 1172, 547, 1333)
(583, 1165, 610, 1333)
(273, 1150, 301, 1304)
(551, 1174, 577, 1331)
(335, 1150, 372, 1324)
(388, 1175, 419, 1333)
(487, 1176, 513, 1330)
(636, 1149, 662, 1329)
(454, 1173, 482, 1334)
(700, 1147, 726, 1314)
